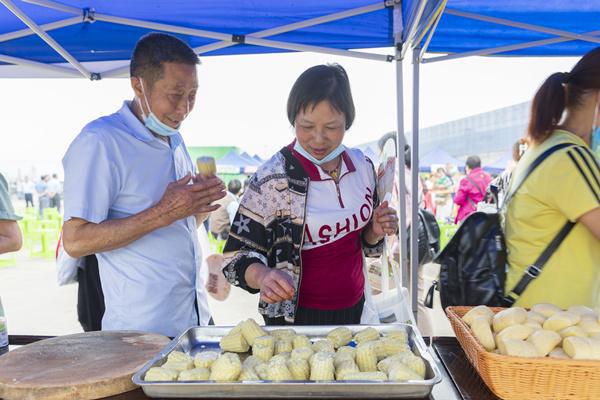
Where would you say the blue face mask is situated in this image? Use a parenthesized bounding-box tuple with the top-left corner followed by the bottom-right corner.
(293, 140, 345, 166)
(592, 97, 600, 159)
(136, 78, 185, 137)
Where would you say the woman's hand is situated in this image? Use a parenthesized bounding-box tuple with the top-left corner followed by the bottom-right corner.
(246, 263, 295, 304)
(365, 201, 399, 243)
(258, 269, 295, 304)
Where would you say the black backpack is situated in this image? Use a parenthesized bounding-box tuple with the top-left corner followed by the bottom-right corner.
(408, 208, 440, 266)
(426, 143, 577, 310)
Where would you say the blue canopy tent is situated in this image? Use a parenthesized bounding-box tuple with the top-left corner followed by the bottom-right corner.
(1, 0, 599, 315)
(216, 150, 254, 174)
(483, 152, 513, 175)
(240, 152, 262, 167)
(418, 148, 463, 173)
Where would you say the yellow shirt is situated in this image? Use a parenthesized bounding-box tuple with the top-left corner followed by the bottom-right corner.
(505, 130, 600, 308)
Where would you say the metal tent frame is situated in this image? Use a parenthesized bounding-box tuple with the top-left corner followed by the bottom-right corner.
(0, 0, 425, 319)
(3, 0, 597, 321)
(405, 3, 600, 317)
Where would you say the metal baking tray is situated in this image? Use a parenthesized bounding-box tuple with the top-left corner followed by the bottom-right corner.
(132, 324, 442, 398)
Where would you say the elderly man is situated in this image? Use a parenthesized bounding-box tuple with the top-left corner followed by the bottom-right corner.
(0, 173, 22, 255)
(62, 33, 226, 337)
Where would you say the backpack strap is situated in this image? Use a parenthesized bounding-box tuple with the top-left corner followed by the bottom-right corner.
(502, 142, 577, 305)
(503, 143, 575, 207)
(465, 175, 484, 208)
(504, 221, 575, 304)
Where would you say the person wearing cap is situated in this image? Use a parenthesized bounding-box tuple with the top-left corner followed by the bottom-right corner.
(62, 33, 226, 337)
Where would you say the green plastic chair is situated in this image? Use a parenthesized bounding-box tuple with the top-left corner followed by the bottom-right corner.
(207, 232, 226, 254)
(438, 223, 459, 251)
(28, 219, 60, 258)
(0, 252, 16, 268)
(43, 207, 62, 227)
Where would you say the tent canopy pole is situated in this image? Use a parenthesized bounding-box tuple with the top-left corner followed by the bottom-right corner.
(1, 0, 92, 78)
(423, 30, 600, 64)
(445, 8, 600, 45)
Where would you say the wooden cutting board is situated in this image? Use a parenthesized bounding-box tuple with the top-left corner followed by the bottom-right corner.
(0, 330, 170, 400)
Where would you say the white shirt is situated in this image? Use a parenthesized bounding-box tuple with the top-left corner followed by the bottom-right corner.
(301, 148, 376, 250)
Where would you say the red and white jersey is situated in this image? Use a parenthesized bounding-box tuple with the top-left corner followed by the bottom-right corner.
(299, 147, 376, 250)
(291, 146, 376, 310)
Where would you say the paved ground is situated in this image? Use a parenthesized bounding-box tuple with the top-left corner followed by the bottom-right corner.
(0, 251, 452, 337)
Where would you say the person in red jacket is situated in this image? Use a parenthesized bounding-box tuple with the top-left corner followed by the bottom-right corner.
(454, 155, 492, 224)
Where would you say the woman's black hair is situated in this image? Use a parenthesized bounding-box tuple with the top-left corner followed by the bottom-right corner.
(528, 47, 600, 143)
(287, 64, 355, 130)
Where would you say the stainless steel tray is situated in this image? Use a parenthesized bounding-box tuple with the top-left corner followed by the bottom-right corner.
(132, 324, 442, 398)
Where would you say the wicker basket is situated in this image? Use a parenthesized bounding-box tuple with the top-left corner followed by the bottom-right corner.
(446, 306, 600, 400)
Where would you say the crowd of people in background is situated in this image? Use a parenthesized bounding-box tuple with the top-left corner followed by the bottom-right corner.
(12, 173, 63, 216)
(419, 159, 493, 225)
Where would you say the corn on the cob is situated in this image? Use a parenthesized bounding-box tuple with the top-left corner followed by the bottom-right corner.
(196, 156, 217, 176)
(167, 350, 193, 363)
(270, 328, 297, 339)
(193, 351, 220, 369)
(287, 358, 310, 380)
(270, 353, 290, 364)
(209, 353, 242, 382)
(335, 359, 360, 380)
(333, 352, 354, 368)
(381, 337, 411, 357)
(238, 366, 261, 381)
(254, 362, 269, 380)
(242, 355, 263, 369)
(336, 345, 356, 358)
(275, 338, 293, 355)
(291, 347, 314, 361)
(177, 367, 211, 381)
(267, 361, 293, 381)
(220, 330, 250, 353)
(341, 371, 387, 381)
(162, 359, 194, 372)
(293, 334, 312, 349)
(388, 363, 422, 381)
(309, 351, 335, 381)
(401, 355, 426, 378)
(144, 367, 178, 381)
(355, 341, 378, 372)
(327, 327, 353, 348)
(354, 327, 380, 344)
(312, 339, 335, 353)
(252, 336, 275, 362)
(240, 318, 267, 346)
(384, 329, 408, 343)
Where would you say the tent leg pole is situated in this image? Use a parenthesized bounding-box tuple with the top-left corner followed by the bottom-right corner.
(411, 48, 421, 321)
(394, 47, 409, 302)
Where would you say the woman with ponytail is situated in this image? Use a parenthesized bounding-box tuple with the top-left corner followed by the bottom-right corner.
(504, 48, 600, 308)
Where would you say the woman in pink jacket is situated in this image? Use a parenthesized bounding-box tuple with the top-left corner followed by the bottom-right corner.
(454, 155, 492, 224)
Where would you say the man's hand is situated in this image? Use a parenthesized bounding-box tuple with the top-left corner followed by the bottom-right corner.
(63, 173, 226, 258)
(155, 173, 226, 226)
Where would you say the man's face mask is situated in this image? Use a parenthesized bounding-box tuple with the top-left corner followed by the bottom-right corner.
(136, 78, 187, 137)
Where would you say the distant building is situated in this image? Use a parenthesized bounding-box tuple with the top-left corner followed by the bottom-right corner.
(359, 101, 530, 165)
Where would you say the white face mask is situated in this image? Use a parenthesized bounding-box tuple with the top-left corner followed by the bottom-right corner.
(591, 92, 600, 159)
(293, 141, 345, 166)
